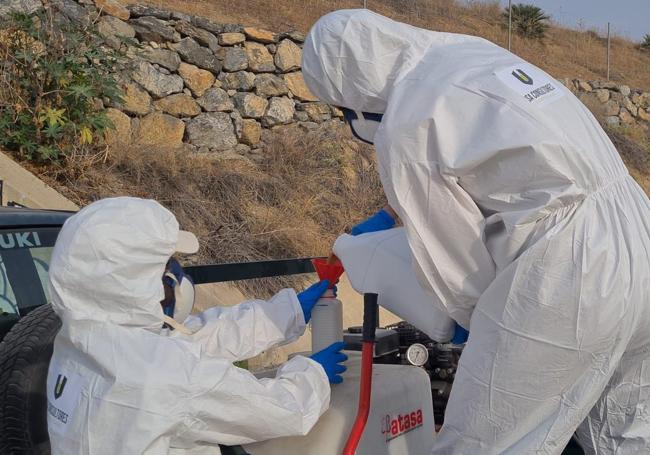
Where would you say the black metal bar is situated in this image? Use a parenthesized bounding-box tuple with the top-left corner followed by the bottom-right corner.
(184, 257, 322, 284)
(362, 293, 379, 342)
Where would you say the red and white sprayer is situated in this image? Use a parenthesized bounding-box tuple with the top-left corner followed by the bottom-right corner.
(245, 256, 435, 455)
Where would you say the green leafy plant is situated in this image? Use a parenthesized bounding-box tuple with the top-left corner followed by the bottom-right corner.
(641, 34, 650, 51)
(0, 6, 124, 162)
(503, 3, 550, 40)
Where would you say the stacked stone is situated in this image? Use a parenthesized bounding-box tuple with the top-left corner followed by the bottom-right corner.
(564, 79, 650, 128)
(84, 1, 344, 155)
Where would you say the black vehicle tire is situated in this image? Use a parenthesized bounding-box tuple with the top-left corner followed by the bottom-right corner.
(0, 304, 61, 455)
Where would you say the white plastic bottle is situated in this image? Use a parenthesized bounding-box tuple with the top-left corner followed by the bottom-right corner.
(311, 288, 343, 353)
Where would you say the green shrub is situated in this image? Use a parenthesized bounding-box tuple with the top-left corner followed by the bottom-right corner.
(641, 34, 650, 51)
(503, 3, 550, 40)
(0, 7, 124, 162)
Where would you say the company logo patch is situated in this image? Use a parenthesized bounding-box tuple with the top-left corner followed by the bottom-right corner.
(380, 409, 424, 442)
(496, 64, 564, 106)
(47, 366, 85, 433)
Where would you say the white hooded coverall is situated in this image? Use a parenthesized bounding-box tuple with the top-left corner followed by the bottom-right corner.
(46, 197, 330, 454)
(303, 10, 650, 455)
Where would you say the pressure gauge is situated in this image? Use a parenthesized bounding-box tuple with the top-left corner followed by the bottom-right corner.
(406, 343, 429, 367)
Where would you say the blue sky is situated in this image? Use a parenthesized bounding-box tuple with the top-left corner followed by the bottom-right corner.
(487, 0, 649, 41)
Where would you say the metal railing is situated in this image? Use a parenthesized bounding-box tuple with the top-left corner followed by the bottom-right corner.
(185, 258, 321, 284)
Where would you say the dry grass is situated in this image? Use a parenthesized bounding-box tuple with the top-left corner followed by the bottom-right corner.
(575, 91, 650, 193)
(607, 124, 650, 193)
(29, 124, 384, 295)
(129, 0, 650, 91)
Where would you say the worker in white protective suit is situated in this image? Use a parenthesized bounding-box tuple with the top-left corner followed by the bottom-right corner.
(46, 197, 347, 454)
(303, 9, 650, 455)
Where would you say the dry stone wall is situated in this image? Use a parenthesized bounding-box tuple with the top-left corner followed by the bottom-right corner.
(564, 79, 650, 128)
(3, 0, 648, 158)
(111, 4, 345, 157)
(10, 0, 344, 157)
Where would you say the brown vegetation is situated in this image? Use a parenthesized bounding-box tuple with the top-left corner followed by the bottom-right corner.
(608, 125, 650, 192)
(30, 124, 384, 294)
(131, 0, 650, 91)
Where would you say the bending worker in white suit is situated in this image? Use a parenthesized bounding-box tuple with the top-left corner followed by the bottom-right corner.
(46, 197, 347, 454)
(303, 9, 650, 455)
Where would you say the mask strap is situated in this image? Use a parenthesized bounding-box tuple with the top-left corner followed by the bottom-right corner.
(163, 271, 179, 287)
(162, 315, 193, 335)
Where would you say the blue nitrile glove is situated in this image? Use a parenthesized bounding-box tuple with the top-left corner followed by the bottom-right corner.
(351, 208, 396, 236)
(297, 280, 330, 323)
(451, 323, 469, 344)
(310, 341, 348, 384)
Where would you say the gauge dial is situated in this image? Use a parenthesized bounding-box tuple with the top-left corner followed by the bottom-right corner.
(406, 343, 429, 367)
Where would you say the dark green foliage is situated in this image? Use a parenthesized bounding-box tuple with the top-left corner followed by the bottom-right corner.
(0, 7, 124, 162)
(641, 34, 650, 51)
(503, 3, 550, 40)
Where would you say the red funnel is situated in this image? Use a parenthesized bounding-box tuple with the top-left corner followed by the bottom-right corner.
(312, 257, 344, 289)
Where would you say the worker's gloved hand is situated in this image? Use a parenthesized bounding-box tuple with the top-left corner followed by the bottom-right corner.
(351, 209, 395, 236)
(310, 341, 348, 384)
(297, 280, 330, 323)
(450, 323, 469, 344)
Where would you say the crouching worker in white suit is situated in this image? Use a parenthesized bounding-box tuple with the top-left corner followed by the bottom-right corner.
(303, 9, 650, 455)
(46, 197, 347, 454)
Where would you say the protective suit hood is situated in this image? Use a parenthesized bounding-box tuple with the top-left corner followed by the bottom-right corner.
(302, 9, 482, 114)
(48, 197, 194, 330)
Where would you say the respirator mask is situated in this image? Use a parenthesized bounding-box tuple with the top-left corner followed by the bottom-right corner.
(161, 257, 195, 329)
(341, 108, 384, 145)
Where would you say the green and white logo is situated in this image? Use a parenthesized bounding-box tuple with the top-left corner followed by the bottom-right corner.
(47, 367, 85, 432)
(511, 68, 534, 85)
(54, 374, 67, 399)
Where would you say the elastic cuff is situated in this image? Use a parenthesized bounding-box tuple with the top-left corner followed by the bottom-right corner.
(377, 208, 396, 226)
(286, 288, 307, 328)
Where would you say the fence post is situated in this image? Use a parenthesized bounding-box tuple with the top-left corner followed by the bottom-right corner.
(508, 0, 512, 51)
(606, 22, 611, 81)
(363, 0, 367, 8)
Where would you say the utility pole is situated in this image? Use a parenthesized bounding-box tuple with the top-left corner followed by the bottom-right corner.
(606, 22, 611, 81)
(508, 0, 512, 51)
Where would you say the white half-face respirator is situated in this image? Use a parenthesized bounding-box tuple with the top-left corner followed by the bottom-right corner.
(161, 258, 195, 328)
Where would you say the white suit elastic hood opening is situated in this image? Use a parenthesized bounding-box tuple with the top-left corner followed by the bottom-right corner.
(48, 197, 194, 330)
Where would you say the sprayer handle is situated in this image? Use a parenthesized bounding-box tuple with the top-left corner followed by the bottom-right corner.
(362, 293, 378, 342)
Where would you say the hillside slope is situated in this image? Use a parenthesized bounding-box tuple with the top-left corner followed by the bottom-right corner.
(9, 0, 649, 296)
(134, 0, 650, 91)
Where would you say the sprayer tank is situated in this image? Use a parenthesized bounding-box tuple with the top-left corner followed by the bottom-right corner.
(244, 352, 435, 454)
